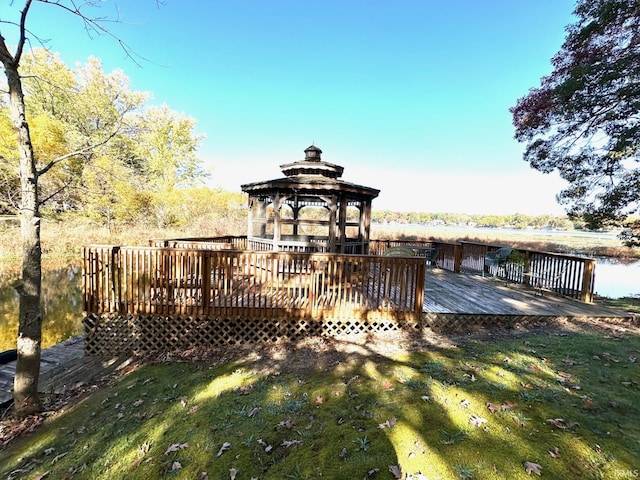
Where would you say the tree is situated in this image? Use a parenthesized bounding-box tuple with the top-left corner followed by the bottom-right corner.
(0, 0, 150, 417)
(511, 0, 640, 245)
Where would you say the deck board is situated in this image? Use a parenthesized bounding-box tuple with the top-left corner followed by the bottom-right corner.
(424, 269, 626, 317)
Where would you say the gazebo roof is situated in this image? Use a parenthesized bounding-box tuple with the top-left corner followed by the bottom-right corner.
(241, 145, 380, 200)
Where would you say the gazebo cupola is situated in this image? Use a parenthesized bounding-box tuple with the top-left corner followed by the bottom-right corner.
(241, 145, 380, 253)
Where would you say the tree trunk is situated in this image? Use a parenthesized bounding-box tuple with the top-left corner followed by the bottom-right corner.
(3, 54, 44, 417)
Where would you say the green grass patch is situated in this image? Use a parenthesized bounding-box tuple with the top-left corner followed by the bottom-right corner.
(1, 330, 639, 479)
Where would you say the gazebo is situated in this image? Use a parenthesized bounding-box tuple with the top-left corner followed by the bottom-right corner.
(241, 145, 380, 254)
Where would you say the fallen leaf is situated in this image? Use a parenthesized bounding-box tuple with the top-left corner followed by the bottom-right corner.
(51, 452, 68, 464)
(531, 364, 542, 372)
(602, 352, 620, 362)
(487, 402, 500, 413)
(501, 400, 517, 411)
(217, 442, 231, 457)
(315, 395, 324, 405)
(629, 355, 637, 363)
(548, 447, 561, 458)
(278, 418, 295, 429)
(583, 397, 596, 410)
(281, 439, 302, 448)
(188, 405, 199, 414)
(382, 380, 394, 391)
(389, 464, 402, 479)
(546, 418, 579, 429)
(229, 468, 237, 480)
(470, 416, 487, 427)
(172, 461, 182, 471)
(164, 443, 189, 455)
(523, 461, 542, 475)
(200, 472, 209, 480)
(459, 399, 471, 408)
(339, 447, 348, 460)
(378, 417, 398, 429)
(133, 399, 144, 407)
(248, 406, 262, 417)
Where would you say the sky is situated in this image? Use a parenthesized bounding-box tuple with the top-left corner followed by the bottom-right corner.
(1, 0, 578, 215)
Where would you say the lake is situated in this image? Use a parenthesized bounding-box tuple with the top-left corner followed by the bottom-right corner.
(0, 253, 638, 352)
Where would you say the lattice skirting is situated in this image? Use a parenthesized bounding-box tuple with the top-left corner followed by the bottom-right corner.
(84, 312, 637, 355)
(83, 313, 417, 355)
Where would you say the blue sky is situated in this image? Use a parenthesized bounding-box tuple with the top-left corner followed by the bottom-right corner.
(2, 0, 577, 214)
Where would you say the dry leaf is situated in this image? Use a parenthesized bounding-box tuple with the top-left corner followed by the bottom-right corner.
(248, 406, 262, 417)
(378, 417, 398, 429)
(531, 364, 542, 372)
(229, 468, 237, 480)
(459, 399, 471, 408)
(382, 380, 394, 390)
(501, 400, 517, 411)
(281, 439, 302, 448)
(216, 442, 231, 457)
(200, 472, 209, 480)
(278, 418, 295, 429)
(133, 399, 144, 407)
(172, 461, 182, 471)
(523, 461, 542, 475)
(487, 402, 500, 413)
(470, 415, 488, 427)
(164, 443, 189, 455)
(583, 397, 595, 410)
(548, 446, 561, 458)
(389, 464, 402, 479)
(546, 418, 579, 429)
(339, 447, 348, 460)
(315, 395, 324, 405)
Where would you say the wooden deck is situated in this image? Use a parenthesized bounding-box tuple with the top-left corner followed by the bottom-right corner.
(0, 336, 128, 408)
(1, 269, 633, 409)
(424, 269, 626, 317)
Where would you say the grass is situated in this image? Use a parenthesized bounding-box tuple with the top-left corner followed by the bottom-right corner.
(1, 327, 639, 479)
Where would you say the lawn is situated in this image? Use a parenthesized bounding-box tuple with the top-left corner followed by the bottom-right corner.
(1, 323, 639, 479)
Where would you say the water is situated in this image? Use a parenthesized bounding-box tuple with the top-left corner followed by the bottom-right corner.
(593, 257, 640, 299)
(0, 254, 638, 352)
(0, 263, 83, 351)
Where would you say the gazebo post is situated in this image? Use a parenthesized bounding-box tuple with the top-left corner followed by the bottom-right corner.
(273, 194, 282, 251)
(337, 194, 348, 253)
(327, 196, 337, 252)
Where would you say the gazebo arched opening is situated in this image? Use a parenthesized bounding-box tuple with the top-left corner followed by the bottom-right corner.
(241, 145, 380, 254)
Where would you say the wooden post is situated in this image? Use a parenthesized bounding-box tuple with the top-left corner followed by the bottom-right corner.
(581, 259, 596, 303)
(453, 244, 462, 273)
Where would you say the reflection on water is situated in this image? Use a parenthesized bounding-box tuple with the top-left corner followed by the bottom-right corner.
(0, 263, 83, 351)
(594, 257, 640, 299)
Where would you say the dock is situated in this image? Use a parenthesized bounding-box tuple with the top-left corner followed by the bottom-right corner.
(0, 336, 126, 408)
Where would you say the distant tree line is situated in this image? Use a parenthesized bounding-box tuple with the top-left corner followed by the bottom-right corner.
(371, 211, 590, 231)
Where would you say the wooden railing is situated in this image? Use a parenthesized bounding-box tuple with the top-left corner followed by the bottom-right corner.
(370, 239, 596, 302)
(83, 246, 425, 322)
(145, 237, 596, 303)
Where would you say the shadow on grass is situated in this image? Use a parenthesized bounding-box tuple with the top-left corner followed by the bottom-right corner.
(1, 320, 639, 479)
